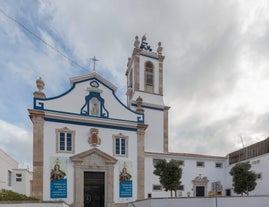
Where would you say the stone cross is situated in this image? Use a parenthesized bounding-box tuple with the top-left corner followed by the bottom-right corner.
(91, 56, 99, 72)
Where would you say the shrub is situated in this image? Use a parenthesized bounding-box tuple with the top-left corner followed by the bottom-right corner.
(0, 189, 39, 201)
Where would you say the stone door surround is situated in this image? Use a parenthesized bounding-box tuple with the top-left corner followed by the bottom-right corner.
(71, 148, 117, 207)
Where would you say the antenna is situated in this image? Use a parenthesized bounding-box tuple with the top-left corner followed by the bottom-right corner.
(240, 135, 245, 148)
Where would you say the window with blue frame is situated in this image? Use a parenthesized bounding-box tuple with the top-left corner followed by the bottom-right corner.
(56, 127, 75, 153)
(113, 134, 128, 157)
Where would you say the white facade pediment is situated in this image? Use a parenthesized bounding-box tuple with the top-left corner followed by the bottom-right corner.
(33, 72, 144, 125)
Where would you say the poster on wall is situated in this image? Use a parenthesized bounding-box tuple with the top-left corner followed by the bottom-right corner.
(119, 161, 132, 198)
(50, 157, 67, 199)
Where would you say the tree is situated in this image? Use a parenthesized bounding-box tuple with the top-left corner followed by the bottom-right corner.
(229, 162, 257, 196)
(153, 159, 182, 197)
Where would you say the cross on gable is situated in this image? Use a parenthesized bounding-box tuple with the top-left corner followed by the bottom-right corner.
(90, 56, 99, 72)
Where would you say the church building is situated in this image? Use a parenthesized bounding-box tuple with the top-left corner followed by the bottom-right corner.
(28, 36, 269, 207)
(28, 35, 168, 207)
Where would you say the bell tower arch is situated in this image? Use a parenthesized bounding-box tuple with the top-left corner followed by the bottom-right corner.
(126, 35, 165, 107)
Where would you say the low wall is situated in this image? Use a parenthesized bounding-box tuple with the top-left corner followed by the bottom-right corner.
(0, 201, 70, 207)
(129, 196, 269, 207)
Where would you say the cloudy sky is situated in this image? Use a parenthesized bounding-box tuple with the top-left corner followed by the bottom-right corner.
(1, 0, 269, 168)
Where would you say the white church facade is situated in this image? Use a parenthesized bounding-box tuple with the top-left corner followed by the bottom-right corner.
(28, 36, 269, 207)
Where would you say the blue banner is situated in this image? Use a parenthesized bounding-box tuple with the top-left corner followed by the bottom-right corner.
(120, 180, 132, 198)
(50, 178, 67, 198)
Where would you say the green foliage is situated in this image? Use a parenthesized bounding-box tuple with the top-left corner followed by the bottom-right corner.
(0, 189, 39, 201)
(230, 162, 257, 196)
(153, 159, 182, 197)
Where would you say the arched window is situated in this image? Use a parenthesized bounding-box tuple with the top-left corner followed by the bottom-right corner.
(145, 61, 154, 93)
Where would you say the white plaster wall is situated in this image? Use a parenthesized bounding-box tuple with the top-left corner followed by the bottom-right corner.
(43, 122, 74, 204)
(12, 169, 32, 196)
(143, 109, 164, 153)
(131, 91, 164, 107)
(43, 121, 138, 204)
(0, 149, 18, 190)
(181, 158, 226, 197)
(145, 155, 226, 198)
(0, 202, 70, 207)
(224, 153, 269, 196)
(130, 196, 269, 207)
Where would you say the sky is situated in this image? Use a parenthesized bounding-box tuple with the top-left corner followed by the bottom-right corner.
(1, 0, 269, 168)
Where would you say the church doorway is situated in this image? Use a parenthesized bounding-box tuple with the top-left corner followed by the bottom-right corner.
(84, 172, 105, 207)
(196, 186, 205, 197)
(192, 175, 209, 197)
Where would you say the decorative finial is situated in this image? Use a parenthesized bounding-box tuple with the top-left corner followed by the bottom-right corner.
(127, 57, 131, 66)
(34, 77, 46, 98)
(136, 96, 144, 113)
(36, 77, 44, 92)
(157, 42, 163, 55)
(90, 56, 99, 72)
(134, 36, 140, 48)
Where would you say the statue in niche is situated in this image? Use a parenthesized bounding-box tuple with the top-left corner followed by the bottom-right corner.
(90, 99, 100, 116)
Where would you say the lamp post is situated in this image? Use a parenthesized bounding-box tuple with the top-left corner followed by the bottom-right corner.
(215, 183, 218, 207)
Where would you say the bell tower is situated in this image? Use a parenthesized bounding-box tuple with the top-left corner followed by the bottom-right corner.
(125, 35, 169, 154)
(125, 35, 165, 108)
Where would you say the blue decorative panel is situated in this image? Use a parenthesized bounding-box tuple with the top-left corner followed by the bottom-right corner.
(80, 91, 109, 118)
(90, 80, 99, 88)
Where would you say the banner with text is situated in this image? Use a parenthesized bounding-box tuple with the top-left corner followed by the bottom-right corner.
(50, 157, 67, 199)
(119, 161, 132, 198)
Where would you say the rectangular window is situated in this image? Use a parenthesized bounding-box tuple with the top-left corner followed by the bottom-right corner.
(252, 160, 260, 165)
(177, 160, 184, 166)
(196, 161, 205, 167)
(215, 162, 223, 168)
(16, 173, 22, 182)
(60, 132, 65, 151)
(8, 170, 12, 186)
(113, 134, 128, 157)
(177, 185, 184, 191)
(56, 128, 75, 153)
(256, 173, 262, 180)
(153, 185, 162, 191)
(59, 132, 73, 152)
(115, 138, 126, 155)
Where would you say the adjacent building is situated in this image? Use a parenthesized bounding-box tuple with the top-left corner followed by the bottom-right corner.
(0, 148, 33, 196)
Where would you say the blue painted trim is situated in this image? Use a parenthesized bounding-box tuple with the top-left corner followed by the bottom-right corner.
(90, 80, 99, 87)
(131, 103, 164, 111)
(40, 108, 140, 124)
(34, 98, 45, 110)
(33, 76, 144, 123)
(44, 117, 138, 132)
(140, 53, 159, 60)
